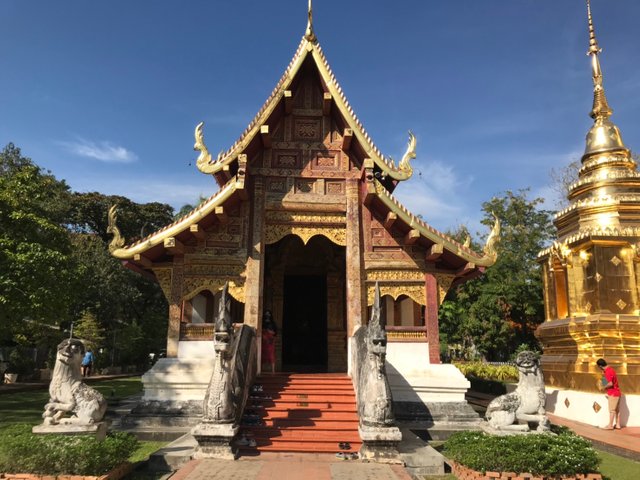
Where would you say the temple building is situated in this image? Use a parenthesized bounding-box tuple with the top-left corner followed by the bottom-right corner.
(537, 1, 640, 427)
(108, 5, 498, 421)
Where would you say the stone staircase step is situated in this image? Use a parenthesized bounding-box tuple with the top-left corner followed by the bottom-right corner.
(240, 426, 361, 441)
(241, 373, 359, 455)
(240, 438, 363, 454)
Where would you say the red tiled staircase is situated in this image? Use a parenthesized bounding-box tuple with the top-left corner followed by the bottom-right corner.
(238, 373, 361, 454)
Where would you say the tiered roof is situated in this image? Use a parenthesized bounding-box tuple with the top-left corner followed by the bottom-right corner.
(109, 3, 499, 271)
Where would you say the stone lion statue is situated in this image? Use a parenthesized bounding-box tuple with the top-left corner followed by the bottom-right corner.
(485, 351, 550, 432)
(42, 338, 107, 425)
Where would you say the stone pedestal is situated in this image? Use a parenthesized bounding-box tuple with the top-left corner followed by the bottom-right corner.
(142, 345, 215, 403)
(358, 425, 403, 464)
(32, 422, 108, 440)
(191, 422, 239, 460)
(385, 343, 480, 425)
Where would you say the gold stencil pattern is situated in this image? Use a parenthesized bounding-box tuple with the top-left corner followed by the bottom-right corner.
(366, 284, 425, 306)
(152, 268, 172, 301)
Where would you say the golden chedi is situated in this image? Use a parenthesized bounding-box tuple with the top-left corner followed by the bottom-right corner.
(537, 0, 640, 410)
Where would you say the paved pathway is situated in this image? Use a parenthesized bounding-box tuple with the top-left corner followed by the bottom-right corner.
(172, 453, 413, 480)
(548, 413, 640, 460)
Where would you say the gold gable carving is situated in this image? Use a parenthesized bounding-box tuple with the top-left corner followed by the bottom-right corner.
(366, 284, 426, 307)
(365, 270, 424, 282)
(434, 273, 455, 305)
(183, 278, 246, 304)
(265, 225, 346, 246)
(265, 212, 346, 246)
(152, 268, 172, 302)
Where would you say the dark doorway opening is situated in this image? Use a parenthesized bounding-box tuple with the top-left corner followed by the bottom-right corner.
(282, 275, 327, 372)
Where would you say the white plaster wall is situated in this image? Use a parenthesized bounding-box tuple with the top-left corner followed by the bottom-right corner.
(545, 387, 640, 427)
(386, 342, 470, 403)
(177, 340, 215, 359)
(191, 294, 207, 324)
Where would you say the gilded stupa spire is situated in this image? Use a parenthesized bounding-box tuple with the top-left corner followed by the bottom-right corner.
(582, 0, 627, 158)
(586, 0, 612, 120)
(304, 0, 317, 42)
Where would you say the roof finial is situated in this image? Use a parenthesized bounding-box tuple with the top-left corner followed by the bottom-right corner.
(586, 0, 612, 120)
(582, 0, 626, 157)
(586, 0, 600, 55)
(304, 0, 316, 42)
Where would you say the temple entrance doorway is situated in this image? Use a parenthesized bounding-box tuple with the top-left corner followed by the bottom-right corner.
(264, 234, 347, 373)
(282, 275, 327, 371)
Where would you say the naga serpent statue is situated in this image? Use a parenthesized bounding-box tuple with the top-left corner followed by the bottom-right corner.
(202, 283, 236, 424)
(359, 282, 395, 427)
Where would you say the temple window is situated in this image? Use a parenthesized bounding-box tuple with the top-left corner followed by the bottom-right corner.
(551, 260, 569, 319)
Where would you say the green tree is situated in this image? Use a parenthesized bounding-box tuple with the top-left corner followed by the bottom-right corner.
(440, 190, 554, 360)
(73, 311, 106, 350)
(0, 144, 74, 345)
(174, 195, 208, 219)
(69, 192, 173, 243)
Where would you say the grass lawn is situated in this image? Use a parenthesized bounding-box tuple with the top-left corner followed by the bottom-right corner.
(0, 377, 142, 429)
(0, 377, 165, 467)
(598, 450, 640, 480)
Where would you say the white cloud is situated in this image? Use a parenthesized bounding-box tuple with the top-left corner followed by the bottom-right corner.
(69, 175, 212, 210)
(393, 159, 476, 232)
(58, 138, 138, 163)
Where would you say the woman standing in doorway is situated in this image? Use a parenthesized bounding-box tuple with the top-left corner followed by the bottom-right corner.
(261, 310, 277, 374)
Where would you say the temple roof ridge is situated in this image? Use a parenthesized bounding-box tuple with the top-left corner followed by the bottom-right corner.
(372, 178, 498, 267)
(195, 28, 416, 183)
(110, 173, 243, 259)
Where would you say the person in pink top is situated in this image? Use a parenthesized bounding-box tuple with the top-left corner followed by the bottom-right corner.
(597, 358, 622, 429)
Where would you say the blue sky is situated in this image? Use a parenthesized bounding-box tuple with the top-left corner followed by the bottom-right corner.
(2, 1, 640, 236)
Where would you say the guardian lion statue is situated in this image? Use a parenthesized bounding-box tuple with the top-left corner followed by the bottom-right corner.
(485, 351, 550, 432)
(42, 339, 107, 425)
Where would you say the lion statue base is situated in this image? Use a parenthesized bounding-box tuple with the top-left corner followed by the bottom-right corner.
(485, 351, 550, 433)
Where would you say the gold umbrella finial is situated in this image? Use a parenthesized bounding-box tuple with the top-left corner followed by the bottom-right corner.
(586, 0, 601, 55)
(304, 0, 317, 42)
(585, 0, 612, 120)
(582, 0, 626, 157)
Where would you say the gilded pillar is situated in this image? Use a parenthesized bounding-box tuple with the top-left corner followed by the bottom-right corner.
(345, 179, 364, 335)
(425, 273, 440, 364)
(167, 260, 184, 358)
(243, 177, 266, 329)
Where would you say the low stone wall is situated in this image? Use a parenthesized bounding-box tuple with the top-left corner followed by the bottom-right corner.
(0, 462, 134, 480)
(450, 461, 602, 480)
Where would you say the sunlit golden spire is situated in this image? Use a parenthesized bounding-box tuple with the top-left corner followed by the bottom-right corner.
(583, 0, 626, 157)
(586, 0, 612, 120)
(304, 0, 317, 42)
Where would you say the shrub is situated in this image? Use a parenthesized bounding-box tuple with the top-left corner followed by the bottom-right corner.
(454, 361, 519, 382)
(0, 424, 137, 475)
(444, 430, 600, 476)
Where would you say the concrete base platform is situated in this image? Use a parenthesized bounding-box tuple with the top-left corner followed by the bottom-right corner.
(397, 429, 446, 477)
(32, 421, 108, 440)
(148, 433, 198, 472)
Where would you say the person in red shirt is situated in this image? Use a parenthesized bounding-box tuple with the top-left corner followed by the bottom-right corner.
(597, 358, 622, 429)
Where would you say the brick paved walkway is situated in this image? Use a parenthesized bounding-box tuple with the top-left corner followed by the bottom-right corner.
(171, 453, 413, 480)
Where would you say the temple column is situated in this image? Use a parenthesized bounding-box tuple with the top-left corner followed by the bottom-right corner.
(243, 178, 266, 369)
(425, 273, 440, 364)
(167, 260, 184, 357)
(345, 179, 364, 337)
